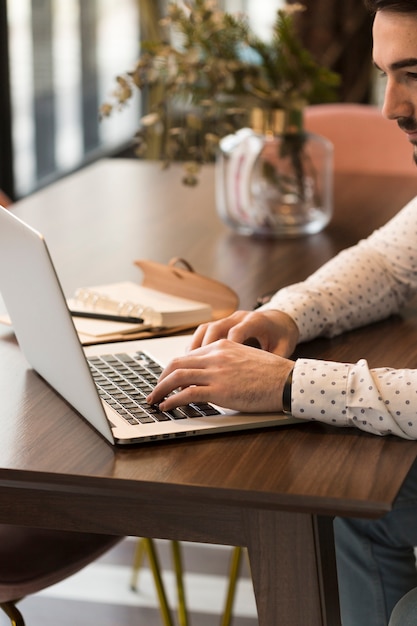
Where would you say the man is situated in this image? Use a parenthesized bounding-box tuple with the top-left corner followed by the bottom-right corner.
(147, 2, 417, 624)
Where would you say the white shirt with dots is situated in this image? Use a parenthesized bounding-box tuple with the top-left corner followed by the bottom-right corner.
(262, 195, 417, 439)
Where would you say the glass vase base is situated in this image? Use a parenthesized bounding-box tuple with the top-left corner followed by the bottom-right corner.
(216, 128, 333, 239)
(220, 206, 331, 238)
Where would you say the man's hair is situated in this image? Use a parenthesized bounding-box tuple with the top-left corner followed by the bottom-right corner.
(365, 0, 417, 13)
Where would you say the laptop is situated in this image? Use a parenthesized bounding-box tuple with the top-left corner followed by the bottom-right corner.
(0, 205, 300, 445)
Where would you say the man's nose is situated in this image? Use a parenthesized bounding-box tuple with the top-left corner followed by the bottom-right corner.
(382, 78, 414, 120)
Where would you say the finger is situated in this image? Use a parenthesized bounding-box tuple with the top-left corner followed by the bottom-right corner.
(157, 347, 209, 383)
(189, 320, 232, 349)
(191, 312, 252, 349)
(227, 321, 264, 348)
(189, 322, 226, 348)
(189, 323, 210, 350)
(147, 365, 208, 404)
(158, 385, 209, 411)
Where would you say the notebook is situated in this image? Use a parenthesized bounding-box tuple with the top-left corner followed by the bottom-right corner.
(0, 205, 301, 445)
(68, 280, 213, 338)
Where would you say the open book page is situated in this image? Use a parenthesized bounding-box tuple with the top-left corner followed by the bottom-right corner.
(69, 281, 213, 339)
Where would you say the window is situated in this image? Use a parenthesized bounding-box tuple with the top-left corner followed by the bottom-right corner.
(3, 0, 284, 199)
(7, 0, 141, 198)
(223, 0, 283, 38)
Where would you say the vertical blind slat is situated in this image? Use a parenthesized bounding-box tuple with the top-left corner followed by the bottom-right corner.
(0, 0, 14, 198)
(31, 0, 56, 181)
(80, 0, 100, 154)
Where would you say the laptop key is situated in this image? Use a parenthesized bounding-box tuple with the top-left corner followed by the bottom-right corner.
(195, 403, 221, 416)
(179, 405, 203, 418)
(137, 416, 156, 424)
(167, 408, 187, 419)
(153, 413, 171, 422)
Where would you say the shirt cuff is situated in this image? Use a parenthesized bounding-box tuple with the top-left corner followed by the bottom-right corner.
(291, 358, 351, 426)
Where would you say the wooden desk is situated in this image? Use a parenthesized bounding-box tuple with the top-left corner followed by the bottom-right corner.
(2, 159, 417, 626)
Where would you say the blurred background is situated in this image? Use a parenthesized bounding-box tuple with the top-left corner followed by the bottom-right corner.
(0, 0, 375, 200)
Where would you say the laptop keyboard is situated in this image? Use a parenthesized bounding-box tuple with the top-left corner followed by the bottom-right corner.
(87, 351, 220, 426)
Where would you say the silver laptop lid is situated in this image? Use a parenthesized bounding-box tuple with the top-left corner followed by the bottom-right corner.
(0, 206, 114, 443)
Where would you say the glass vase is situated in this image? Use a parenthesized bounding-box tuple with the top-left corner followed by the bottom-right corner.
(215, 125, 333, 238)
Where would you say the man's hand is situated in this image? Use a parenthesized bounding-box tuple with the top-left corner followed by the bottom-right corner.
(190, 309, 299, 357)
(146, 339, 295, 413)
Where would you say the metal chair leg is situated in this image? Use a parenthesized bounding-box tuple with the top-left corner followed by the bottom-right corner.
(220, 546, 243, 626)
(171, 540, 189, 626)
(131, 538, 175, 626)
(1, 601, 26, 626)
(131, 539, 249, 626)
(132, 538, 187, 626)
(143, 539, 175, 626)
(130, 537, 147, 591)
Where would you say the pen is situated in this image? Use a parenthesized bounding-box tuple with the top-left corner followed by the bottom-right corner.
(70, 310, 144, 324)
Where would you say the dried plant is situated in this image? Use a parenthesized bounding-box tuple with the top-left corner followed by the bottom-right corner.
(101, 0, 339, 185)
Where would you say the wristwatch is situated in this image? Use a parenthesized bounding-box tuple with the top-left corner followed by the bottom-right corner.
(282, 367, 294, 415)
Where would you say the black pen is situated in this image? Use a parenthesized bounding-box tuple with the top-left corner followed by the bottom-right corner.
(70, 310, 144, 324)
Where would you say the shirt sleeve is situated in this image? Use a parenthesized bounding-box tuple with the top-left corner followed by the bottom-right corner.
(291, 358, 417, 440)
(259, 195, 417, 439)
(261, 195, 417, 342)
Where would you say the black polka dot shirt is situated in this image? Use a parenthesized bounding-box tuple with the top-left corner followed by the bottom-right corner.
(261, 196, 417, 439)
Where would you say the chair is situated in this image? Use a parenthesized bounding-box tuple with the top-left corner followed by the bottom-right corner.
(304, 103, 417, 175)
(0, 524, 121, 625)
(131, 538, 189, 626)
(389, 588, 417, 625)
(131, 538, 247, 626)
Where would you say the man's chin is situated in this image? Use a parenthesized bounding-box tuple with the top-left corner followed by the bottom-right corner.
(413, 146, 417, 166)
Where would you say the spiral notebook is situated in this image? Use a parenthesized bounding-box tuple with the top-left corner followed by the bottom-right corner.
(68, 281, 213, 339)
(0, 205, 300, 445)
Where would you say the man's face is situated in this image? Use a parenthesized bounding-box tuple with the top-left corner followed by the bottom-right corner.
(373, 10, 417, 163)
